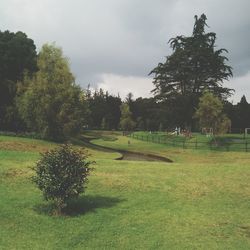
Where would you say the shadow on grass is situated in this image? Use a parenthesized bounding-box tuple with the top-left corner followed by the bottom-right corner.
(34, 195, 124, 217)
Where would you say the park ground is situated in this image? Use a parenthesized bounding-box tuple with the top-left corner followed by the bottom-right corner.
(0, 131, 250, 249)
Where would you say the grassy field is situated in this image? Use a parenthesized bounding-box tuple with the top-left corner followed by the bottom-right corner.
(1, 132, 250, 249)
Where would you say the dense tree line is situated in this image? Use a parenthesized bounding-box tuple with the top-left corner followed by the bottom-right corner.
(0, 18, 249, 140)
(87, 91, 250, 132)
(86, 88, 121, 130)
(224, 96, 250, 132)
(0, 30, 37, 131)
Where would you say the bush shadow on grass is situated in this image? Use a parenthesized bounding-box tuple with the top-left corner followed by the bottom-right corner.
(34, 195, 124, 217)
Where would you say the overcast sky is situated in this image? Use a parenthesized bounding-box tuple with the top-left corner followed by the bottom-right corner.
(1, 0, 250, 102)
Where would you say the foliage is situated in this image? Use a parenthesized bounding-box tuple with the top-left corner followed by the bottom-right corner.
(129, 97, 167, 131)
(150, 14, 233, 127)
(217, 114, 231, 135)
(17, 43, 87, 141)
(228, 95, 250, 131)
(101, 117, 107, 130)
(32, 144, 92, 213)
(119, 103, 136, 131)
(195, 91, 231, 134)
(0, 30, 37, 130)
(151, 14, 233, 98)
(87, 88, 121, 130)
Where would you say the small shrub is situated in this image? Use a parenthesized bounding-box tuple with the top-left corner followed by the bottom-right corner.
(32, 144, 93, 214)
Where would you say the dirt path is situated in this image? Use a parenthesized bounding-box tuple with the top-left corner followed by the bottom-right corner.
(80, 136, 172, 163)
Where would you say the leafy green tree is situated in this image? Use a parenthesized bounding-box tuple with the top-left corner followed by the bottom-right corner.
(136, 117, 145, 131)
(150, 14, 233, 127)
(105, 93, 122, 129)
(233, 95, 250, 130)
(0, 30, 37, 130)
(87, 89, 121, 129)
(131, 97, 168, 131)
(32, 144, 92, 214)
(119, 103, 136, 131)
(195, 91, 231, 134)
(17, 43, 87, 141)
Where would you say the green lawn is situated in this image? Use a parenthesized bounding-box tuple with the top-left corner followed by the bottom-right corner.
(0, 132, 250, 249)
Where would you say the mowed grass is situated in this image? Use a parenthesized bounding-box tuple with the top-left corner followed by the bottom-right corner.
(0, 133, 250, 249)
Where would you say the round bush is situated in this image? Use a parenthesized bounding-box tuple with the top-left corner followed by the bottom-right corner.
(32, 144, 93, 213)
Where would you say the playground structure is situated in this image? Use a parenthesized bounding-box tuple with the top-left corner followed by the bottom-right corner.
(201, 127, 213, 137)
(171, 127, 192, 138)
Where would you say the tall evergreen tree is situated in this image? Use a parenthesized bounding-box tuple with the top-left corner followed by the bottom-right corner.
(150, 14, 233, 127)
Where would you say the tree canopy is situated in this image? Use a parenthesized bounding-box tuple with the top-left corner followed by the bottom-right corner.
(87, 88, 121, 130)
(17, 44, 87, 141)
(150, 14, 233, 99)
(227, 95, 250, 131)
(0, 30, 37, 130)
(150, 14, 233, 127)
(195, 91, 231, 134)
(119, 103, 136, 131)
(0, 27, 248, 134)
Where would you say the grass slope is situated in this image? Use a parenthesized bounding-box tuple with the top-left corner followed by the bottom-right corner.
(0, 132, 250, 249)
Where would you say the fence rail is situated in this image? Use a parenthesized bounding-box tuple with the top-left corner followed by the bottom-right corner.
(128, 133, 250, 152)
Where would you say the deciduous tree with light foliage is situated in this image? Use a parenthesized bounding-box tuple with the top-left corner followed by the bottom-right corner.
(17, 43, 87, 141)
(119, 103, 136, 131)
(194, 91, 231, 134)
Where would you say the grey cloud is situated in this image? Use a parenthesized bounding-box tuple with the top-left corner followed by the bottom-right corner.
(0, 0, 249, 99)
